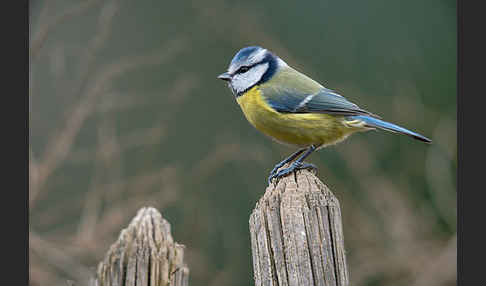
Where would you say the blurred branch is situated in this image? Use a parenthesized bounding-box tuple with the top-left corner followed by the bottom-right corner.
(67, 124, 167, 165)
(64, 75, 197, 165)
(76, 105, 122, 244)
(92, 167, 180, 202)
(412, 234, 457, 286)
(72, 0, 121, 99)
(30, 0, 118, 205)
(30, 0, 102, 60)
(29, 147, 40, 198)
(30, 231, 93, 285)
(95, 91, 149, 113)
(189, 141, 268, 184)
(30, 38, 185, 208)
(56, 166, 182, 253)
(64, 195, 181, 260)
(92, 174, 180, 237)
(425, 115, 457, 229)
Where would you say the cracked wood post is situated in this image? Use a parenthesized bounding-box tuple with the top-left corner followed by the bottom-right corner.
(92, 207, 189, 286)
(249, 166, 349, 286)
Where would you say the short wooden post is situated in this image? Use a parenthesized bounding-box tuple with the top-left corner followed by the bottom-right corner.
(249, 166, 349, 286)
(92, 207, 189, 286)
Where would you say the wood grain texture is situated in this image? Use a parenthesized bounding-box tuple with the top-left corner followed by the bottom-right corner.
(92, 207, 189, 286)
(249, 166, 349, 286)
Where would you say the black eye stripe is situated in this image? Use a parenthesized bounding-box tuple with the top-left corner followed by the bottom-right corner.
(232, 59, 268, 76)
(235, 61, 264, 74)
(237, 66, 250, 74)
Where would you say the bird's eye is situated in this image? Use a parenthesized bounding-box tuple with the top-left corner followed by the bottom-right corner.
(238, 66, 250, 73)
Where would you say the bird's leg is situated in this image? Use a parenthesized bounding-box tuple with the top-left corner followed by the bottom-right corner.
(288, 145, 318, 172)
(269, 148, 306, 176)
(268, 145, 318, 184)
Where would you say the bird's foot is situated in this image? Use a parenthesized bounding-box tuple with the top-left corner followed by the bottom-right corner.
(267, 161, 317, 185)
(268, 148, 307, 178)
(269, 161, 287, 178)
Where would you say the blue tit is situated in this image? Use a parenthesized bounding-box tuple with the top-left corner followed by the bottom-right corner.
(218, 46, 431, 184)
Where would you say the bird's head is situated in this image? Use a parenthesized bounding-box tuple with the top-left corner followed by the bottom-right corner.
(218, 46, 287, 97)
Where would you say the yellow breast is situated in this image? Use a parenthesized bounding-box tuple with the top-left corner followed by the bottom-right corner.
(236, 86, 356, 147)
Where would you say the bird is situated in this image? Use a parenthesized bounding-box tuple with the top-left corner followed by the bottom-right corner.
(217, 46, 431, 185)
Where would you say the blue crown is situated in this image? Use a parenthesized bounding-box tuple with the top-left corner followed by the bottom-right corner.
(230, 46, 264, 66)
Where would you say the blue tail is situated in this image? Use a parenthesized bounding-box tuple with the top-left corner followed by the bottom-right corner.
(349, 115, 431, 143)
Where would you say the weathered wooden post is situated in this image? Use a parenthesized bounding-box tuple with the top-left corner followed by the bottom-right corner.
(249, 166, 349, 286)
(92, 207, 189, 286)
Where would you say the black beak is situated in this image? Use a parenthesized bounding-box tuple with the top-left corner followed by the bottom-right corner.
(217, 72, 231, 81)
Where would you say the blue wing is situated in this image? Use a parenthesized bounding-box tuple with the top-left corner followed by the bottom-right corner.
(264, 87, 378, 117)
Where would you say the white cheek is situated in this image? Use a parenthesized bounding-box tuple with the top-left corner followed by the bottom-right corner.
(232, 63, 269, 94)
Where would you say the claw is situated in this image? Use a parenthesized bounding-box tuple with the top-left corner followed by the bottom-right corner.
(297, 162, 317, 172)
(268, 148, 306, 179)
(267, 145, 318, 185)
(269, 161, 285, 177)
(267, 161, 317, 185)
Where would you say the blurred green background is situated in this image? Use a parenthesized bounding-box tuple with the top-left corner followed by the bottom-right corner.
(29, 0, 456, 285)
